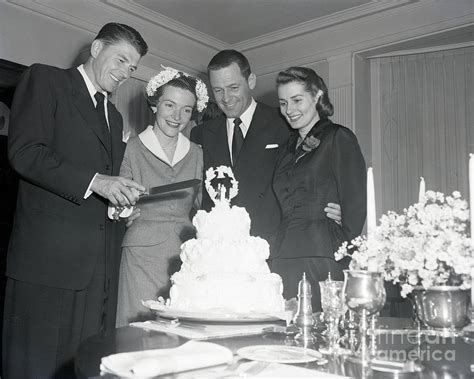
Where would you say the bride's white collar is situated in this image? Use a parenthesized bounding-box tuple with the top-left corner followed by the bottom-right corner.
(138, 125, 190, 167)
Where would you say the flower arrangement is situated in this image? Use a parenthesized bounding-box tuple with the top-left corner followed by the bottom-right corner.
(146, 65, 209, 112)
(335, 190, 473, 297)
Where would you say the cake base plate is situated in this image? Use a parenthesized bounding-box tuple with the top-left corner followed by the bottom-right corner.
(156, 309, 281, 323)
(143, 300, 282, 323)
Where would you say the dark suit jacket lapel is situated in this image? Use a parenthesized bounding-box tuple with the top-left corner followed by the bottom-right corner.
(108, 103, 125, 173)
(234, 103, 270, 172)
(69, 68, 112, 156)
(209, 116, 232, 167)
(108, 103, 122, 148)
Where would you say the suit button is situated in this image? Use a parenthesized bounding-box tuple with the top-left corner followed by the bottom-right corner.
(105, 165, 110, 171)
(99, 224, 105, 230)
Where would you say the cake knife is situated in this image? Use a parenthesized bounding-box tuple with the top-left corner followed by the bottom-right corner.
(138, 179, 201, 201)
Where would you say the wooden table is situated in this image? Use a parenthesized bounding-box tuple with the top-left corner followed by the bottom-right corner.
(75, 318, 474, 378)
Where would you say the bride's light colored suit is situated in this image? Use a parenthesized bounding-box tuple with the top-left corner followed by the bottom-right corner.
(116, 126, 202, 327)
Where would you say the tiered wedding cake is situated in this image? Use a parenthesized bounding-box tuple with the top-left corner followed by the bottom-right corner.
(168, 166, 285, 314)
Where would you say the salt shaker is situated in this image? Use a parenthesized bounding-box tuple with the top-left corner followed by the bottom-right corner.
(293, 272, 314, 328)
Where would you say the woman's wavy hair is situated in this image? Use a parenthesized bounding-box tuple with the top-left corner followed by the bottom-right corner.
(276, 67, 333, 118)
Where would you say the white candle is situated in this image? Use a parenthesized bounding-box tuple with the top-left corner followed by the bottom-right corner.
(367, 167, 376, 238)
(418, 177, 425, 203)
(469, 154, 474, 308)
(470, 154, 473, 240)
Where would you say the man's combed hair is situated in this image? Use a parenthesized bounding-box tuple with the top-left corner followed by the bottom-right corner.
(95, 22, 148, 57)
(277, 66, 334, 118)
(207, 50, 251, 79)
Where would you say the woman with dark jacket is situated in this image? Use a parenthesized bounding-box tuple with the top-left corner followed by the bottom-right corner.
(271, 67, 367, 311)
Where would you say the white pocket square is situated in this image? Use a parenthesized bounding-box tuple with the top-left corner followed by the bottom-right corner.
(265, 144, 279, 149)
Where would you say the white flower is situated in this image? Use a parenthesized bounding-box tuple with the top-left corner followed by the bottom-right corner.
(195, 80, 210, 113)
(335, 190, 474, 297)
(334, 242, 348, 261)
(146, 65, 209, 112)
(400, 283, 413, 298)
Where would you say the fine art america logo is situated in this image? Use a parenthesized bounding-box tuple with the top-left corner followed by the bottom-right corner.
(373, 330, 456, 363)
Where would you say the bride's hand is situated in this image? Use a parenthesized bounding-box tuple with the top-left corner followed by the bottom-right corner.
(325, 202, 342, 225)
(125, 207, 141, 227)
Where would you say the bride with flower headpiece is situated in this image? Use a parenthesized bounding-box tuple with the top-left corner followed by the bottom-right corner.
(115, 66, 209, 327)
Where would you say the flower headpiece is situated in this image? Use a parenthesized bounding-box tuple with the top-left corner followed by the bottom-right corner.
(146, 65, 209, 112)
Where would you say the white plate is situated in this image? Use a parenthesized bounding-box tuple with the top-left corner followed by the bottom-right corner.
(143, 301, 281, 323)
(156, 309, 280, 323)
(237, 345, 323, 364)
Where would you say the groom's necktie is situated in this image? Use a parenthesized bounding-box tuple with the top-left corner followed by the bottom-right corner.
(94, 92, 110, 133)
(231, 118, 243, 166)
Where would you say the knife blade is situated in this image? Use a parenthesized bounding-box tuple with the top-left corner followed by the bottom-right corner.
(138, 179, 201, 201)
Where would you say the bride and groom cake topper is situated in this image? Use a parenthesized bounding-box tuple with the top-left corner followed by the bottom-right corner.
(205, 166, 239, 204)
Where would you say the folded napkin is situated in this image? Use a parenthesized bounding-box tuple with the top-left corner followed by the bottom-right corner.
(100, 340, 233, 378)
(131, 320, 278, 339)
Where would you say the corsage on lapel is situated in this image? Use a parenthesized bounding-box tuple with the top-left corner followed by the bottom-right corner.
(301, 135, 320, 152)
(295, 132, 321, 162)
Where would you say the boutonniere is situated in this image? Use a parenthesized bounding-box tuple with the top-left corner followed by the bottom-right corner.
(301, 135, 320, 152)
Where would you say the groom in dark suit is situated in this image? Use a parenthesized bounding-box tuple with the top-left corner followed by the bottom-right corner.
(3, 23, 148, 378)
(191, 50, 341, 246)
(192, 50, 290, 244)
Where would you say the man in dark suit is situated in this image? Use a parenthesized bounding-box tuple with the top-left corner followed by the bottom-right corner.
(191, 50, 289, 244)
(191, 50, 340, 246)
(3, 23, 148, 378)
